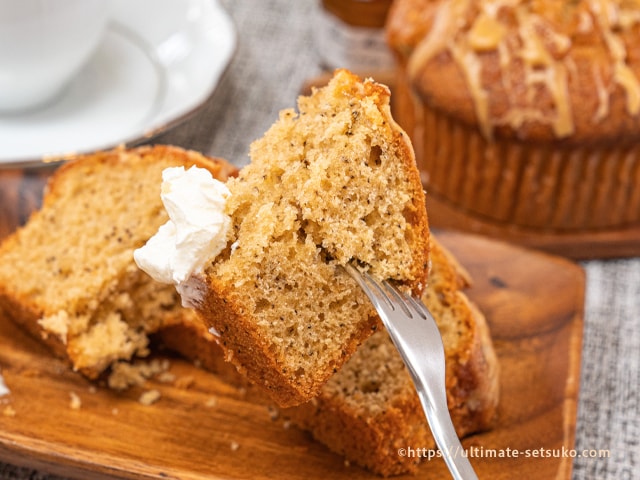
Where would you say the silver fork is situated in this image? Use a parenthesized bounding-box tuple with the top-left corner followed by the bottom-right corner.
(345, 264, 479, 480)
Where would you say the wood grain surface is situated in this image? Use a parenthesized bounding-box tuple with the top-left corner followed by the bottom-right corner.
(0, 171, 585, 480)
(427, 195, 640, 260)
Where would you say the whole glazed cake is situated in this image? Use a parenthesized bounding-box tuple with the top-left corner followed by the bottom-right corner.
(387, 0, 640, 231)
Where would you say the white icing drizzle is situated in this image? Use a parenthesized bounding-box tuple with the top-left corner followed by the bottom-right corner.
(615, 63, 640, 114)
(449, 40, 491, 138)
(405, 0, 640, 139)
(577, 9, 594, 33)
(588, 0, 640, 116)
(619, 7, 640, 29)
(515, 7, 574, 137)
(592, 64, 610, 122)
(407, 0, 469, 81)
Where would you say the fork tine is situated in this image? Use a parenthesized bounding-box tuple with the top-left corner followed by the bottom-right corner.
(405, 292, 428, 320)
(382, 280, 414, 318)
(362, 270, 396, 311)
(344, 264, 394, 311)
(385, 279, 430, 321)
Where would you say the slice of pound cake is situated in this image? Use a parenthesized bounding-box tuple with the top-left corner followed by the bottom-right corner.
(0, 146, 237, 379)
(158, 236, 499, 476)
(137, 69, 430, 407)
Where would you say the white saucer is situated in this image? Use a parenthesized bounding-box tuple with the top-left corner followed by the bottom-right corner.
(0, 0, 236, 168)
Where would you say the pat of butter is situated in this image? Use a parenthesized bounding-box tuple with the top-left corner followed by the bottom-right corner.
(134, 165, 231, 294)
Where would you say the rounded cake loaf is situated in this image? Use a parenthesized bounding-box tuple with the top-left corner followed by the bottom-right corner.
(387, 0, 640, 231)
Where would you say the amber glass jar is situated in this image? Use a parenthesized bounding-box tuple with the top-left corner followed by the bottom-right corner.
(315, 0, 394, 71)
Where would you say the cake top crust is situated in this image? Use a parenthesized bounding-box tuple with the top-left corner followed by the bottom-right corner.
(387, 0, 640, 145)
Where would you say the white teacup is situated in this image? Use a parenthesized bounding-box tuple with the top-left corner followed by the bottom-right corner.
(0, 0, 109, 112)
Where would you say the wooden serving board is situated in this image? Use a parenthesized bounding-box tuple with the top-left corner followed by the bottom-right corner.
(0, 231, 584, 480)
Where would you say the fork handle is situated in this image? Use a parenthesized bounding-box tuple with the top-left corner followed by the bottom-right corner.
(416, 386, 479, 480)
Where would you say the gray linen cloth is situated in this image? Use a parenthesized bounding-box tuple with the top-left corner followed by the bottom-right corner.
(1, 1, 638, 479)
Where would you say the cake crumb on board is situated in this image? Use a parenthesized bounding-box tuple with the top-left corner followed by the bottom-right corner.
(2, 405, 16, 417)
(107, 358, 171, 391)
(138, 389, 161, 406)
(69, 391, 82, 410)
